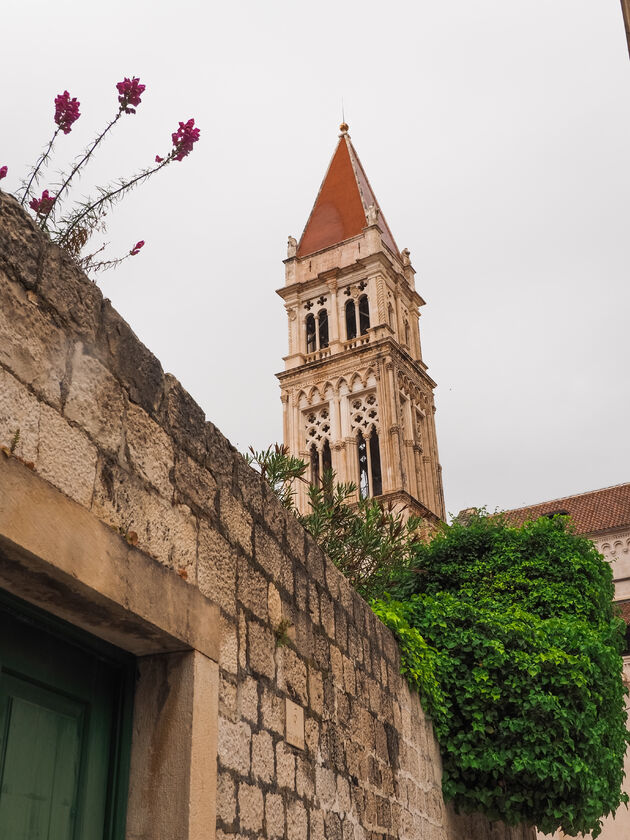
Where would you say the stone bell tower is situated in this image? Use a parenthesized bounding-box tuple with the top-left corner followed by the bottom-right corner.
(276, 124, 446, 524)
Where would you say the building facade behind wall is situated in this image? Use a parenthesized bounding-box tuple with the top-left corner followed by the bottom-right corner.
(503, 483, 630, 840)
(276, 125, 446, 524)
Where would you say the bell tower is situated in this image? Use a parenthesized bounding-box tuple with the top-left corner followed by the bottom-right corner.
(276, 124, 446, 524)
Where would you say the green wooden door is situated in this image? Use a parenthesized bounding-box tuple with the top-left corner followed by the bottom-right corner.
(0, 599, 134, 840)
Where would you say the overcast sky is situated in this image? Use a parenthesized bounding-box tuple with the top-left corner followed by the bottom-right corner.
(2, 0, 629, 518)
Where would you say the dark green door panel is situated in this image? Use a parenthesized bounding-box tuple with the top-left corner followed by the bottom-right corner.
(0, 597, 134, 840)
(0, 675, 85, 840)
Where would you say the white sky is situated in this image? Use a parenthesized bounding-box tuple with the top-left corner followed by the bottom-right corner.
(2, 0, 629, 518)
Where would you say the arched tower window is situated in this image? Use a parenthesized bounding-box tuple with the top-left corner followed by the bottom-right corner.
(357, 432, 369, 500)
(345, 300, 357, 340)
(369, 432, 382, 496)
(309, 443, 320, 487)
(305, 314, 316, 354)
(318, 309, 329, 349)
(358, 295, 370, 335)
(404, 320, 410, 346)
(387, 303, 395, 331)
(322, 439, 332, 475)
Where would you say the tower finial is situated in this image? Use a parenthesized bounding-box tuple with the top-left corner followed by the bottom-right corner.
(340, 98, 348, 135)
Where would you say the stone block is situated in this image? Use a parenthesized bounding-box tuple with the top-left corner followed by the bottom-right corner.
(0, 194, 43, 289)
(160, 373, 207, 463)
(330, 645, 343, 687)
(265, 792, 285, 839)
(100, 299, 164, 415)
(237, 555, 268, 620)
(198, 521, 237, 613)
(315, 764, 336, 809)
(310, 808, 325, 840)
(0, 273, 68, 409)
(268, 582, 283, 627)
(261, 685, 285, 735)
(287, 798, 308, 840)
(219, 675, 237, 722)
(278, 646, 307, 705)
(0, 367, 40, 461)
(91, 461, 197, 574)
(285, 697, 305, 750)
(251, 730, 274, 783)
(216, 770, 236, 825)
(337, 774, 351, 814)
(308, 667, 324, 717)
(220, 490, 252, 555)
(204, 420, 236, 486)
(217, 718, 251, 776)
(305, 716, 320, 755)
(238, 782, 264, 833)
(238, 675, 259, 724)
(305, 540, 325, 586)
(296, 754, 314, 799)
(125, 401, 174, 497)
(320, 590, 335, 639)
(173, 451, 217, 513)
(335, 606, 348, 651)
(37, 244, 103, 340)
(64, 344, 124, 452)
(38, 404, 97, 507)
(255, 525, 294, 595)
(234, 456, 264, 517)
(276, 740, 295, 790)
(248, 618, 275, 680)
(285, 512, 306, 560)
(219, 614, 238, 675)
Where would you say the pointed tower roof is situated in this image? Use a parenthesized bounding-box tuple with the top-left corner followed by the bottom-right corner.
(297, 125, 400, 258)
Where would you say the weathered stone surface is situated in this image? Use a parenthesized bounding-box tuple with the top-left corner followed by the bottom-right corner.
(238, 782, 264, 832)
(0, 193, 42, 289)
(125, 401, 174, 497)
(100, 300, 164, 415)
(276, 740, 295, 790)
(216, 771, 236, 825)
(265, 792, 285, 839)
(38, 403, 98, 506)
(252, 729, 274, 783)
(64, 344, 124, 452)
(37, 244, 103, 340)
(0, 272, 68, 408)
(160, 373, 207, 462)
(247, 618, 275, 679)
(198, 521, 237, 613)
(217, 718, 250, 776)
(237, 555, 268, 619)
(173, 451, 217, 513)
(0, 367, 40, 461)
(220, 490, 252, 555)
(287, 798, 308, 840)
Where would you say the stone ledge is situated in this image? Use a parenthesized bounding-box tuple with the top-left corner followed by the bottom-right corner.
(0, 454, 219, 659)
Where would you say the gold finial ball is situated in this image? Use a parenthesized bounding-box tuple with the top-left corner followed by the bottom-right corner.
(339, 122, 349, 133)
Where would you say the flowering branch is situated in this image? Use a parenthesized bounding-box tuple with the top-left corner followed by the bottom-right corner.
(76, 239, 145, 275)
(19, 91, 80, 207)
(56, 118, 200, 248)
(38, 77, 145, 229)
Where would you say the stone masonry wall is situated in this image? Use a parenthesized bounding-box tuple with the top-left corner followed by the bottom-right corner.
(0, 191, 534, 840)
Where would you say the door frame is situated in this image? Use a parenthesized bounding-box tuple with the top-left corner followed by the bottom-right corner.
(0, 588, 135, 840)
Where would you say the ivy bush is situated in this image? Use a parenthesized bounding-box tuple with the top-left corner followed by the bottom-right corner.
(375, 512, 629, 837)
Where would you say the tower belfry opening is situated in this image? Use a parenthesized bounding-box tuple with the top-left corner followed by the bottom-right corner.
(276, 124, 446, 523)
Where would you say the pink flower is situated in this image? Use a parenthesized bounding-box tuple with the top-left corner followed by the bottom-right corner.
(0, 166, 7, 180)
(171, 118, 200, 162)
(54, 91, 81, 134)
(130, 240, 145, 256)
(29, 189, 56, 215)
(155, 155, 164, 163)
(116, 77, 146, 114)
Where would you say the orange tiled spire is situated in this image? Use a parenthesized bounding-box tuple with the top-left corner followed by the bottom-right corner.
(297, 124, 400, 258)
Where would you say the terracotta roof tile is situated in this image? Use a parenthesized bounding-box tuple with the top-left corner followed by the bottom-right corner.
(297, 133, 399, 258)
(502, 483, 630, 535)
